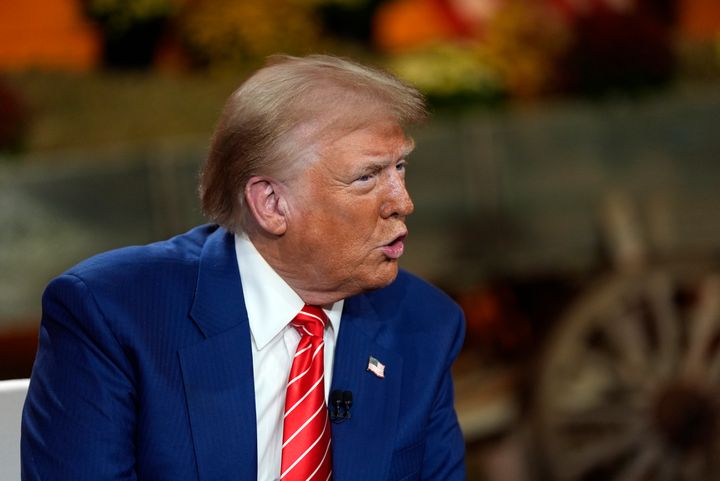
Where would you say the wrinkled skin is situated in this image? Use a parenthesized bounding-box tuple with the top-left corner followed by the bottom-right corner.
(252, 120, 415, 305)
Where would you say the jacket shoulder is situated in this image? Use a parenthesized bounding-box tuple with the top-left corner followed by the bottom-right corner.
(65, 224, 218, 282)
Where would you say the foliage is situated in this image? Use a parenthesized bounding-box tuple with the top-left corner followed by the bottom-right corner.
(373, 0, 688, 103)
(675, 35, 720, 83)
(82, 0, 185, 68)
(377, 0, 569, 105)
(481, 1, 570, 98)
(83, 0, 181, 34)
(560, 5, 675, 95)
(385, 44, 504, 107)
(177, 0, 322, 68)
(296, 0, 368, 6)
(312, 0, 386, 45)
(373, 0, 465, 54)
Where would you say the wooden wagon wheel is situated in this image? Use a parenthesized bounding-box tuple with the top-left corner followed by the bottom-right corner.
(532, 266, 720, 481)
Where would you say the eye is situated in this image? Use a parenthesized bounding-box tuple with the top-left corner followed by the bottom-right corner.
(355, 167, 381, 183)
(396, 160, 408, 173)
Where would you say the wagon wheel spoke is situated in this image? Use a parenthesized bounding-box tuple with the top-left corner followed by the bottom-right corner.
(707, 350, 720, 385)
(611, 439, 662, 481)
(604, 308, 654, 387)
(647, 272, 681, 378)
(554, 423, 647, 481)
(547, 401, 642, 430)
(546, 349, 630, 414)
(685, 275, 720, 378)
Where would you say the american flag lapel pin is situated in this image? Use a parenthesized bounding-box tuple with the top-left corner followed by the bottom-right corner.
(367, 356, 385, 378)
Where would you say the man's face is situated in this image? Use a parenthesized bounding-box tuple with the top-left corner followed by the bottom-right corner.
(282, 120, 415, 300)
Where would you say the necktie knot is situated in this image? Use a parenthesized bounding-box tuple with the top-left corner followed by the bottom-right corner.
(291, 305, 327, 338)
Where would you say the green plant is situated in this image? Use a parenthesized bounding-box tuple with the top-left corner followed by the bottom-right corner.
(84, 0, 181, 33)
(177, 0, 321, 68)
(385, 44, 505, 107)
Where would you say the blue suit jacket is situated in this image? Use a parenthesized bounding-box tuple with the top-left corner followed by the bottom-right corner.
(22, 225, 465, 481)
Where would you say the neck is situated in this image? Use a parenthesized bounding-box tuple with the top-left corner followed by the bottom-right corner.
(246, 230, 351, 306)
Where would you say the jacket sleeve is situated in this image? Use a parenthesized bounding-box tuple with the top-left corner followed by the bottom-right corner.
(420, 306, 466, 481)
(22, 273, 138, 481)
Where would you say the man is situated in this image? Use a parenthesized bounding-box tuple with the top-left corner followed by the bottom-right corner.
(22, 55, 465, 481)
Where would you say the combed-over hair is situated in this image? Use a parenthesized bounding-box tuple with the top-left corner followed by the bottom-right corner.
(198, 54, 427, 232)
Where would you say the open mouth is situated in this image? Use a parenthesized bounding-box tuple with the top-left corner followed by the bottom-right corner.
(381, 233, 407, 260)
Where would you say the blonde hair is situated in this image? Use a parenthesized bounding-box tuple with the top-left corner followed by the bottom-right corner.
(199, 54, 427, 232)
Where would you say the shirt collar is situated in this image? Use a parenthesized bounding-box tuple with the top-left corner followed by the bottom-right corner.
(234, 233, 342, 351)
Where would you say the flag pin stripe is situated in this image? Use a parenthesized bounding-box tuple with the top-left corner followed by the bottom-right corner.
(367, 356, 385, 378)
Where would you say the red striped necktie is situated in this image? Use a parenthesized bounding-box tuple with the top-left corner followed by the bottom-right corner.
(280, 305, 333, 481)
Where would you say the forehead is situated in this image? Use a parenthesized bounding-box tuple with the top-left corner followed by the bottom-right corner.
(322, 121, 414, 160)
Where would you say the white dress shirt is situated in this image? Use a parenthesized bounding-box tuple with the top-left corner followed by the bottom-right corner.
(234, 234, 343, 481)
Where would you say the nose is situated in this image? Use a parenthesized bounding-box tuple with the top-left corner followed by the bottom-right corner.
(380, 172, 414, 219)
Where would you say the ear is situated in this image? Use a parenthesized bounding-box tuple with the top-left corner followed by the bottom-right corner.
(244, 176, 289, 235)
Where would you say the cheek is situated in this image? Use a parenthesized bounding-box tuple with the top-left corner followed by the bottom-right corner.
(337, 200, 381, 230)
(337, 208, 381, 251)
(302, 195, 382, 256)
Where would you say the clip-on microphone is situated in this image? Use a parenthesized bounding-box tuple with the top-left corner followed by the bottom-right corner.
(329, 390, 352, 423)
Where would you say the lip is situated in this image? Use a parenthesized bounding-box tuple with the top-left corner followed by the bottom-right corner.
(381, 232, 407, 260)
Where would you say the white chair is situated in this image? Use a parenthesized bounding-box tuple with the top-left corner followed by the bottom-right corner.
(0, 379, 30, 481)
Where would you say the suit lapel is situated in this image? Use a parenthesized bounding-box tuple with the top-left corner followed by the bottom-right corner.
(179, 228, 258, 481)
(330, 294, 403, 481)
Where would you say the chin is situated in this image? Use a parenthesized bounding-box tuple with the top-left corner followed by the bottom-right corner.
(363, 262, 399, 291)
